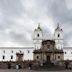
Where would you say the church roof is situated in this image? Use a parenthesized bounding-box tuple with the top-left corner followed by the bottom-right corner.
(33, 49, 64, 53)
(63, 47, 72, 49)
(0, 47, 34, 49)
(42, 40, 55, 45)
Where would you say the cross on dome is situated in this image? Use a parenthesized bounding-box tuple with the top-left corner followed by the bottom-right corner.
(37, 23, 42, 31)
(55, 23, 62, 31)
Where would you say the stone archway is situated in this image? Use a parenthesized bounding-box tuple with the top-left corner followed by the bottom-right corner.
(16, 53, 24, 62)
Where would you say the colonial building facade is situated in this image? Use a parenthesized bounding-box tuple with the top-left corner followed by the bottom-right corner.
(33, 24, 72, 61)
(33, 40, 64, 64)
(33, 24, 64, 64)
(0, 47, 34, 61)
(0, 24, 71, 62)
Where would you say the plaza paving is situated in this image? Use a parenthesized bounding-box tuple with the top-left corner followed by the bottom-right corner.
(0, 69, 72, 72)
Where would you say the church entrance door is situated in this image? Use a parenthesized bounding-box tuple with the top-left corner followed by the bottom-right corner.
(46, 56, 50, 63)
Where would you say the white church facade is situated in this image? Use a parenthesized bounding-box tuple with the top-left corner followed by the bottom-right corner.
(0, 24, 71, 61)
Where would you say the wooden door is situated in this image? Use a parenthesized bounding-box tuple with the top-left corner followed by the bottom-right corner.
(16, 53, 23, 62)
(47, 56, 50, 63)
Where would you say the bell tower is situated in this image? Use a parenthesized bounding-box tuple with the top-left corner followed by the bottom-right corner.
(33, 23, 43, 49)
(54, 23, 63, 49)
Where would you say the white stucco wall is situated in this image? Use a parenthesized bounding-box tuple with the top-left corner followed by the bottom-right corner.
(63, 47, 72, 60)
(0, 47, 72, 61)
(0, 47, 34, 61)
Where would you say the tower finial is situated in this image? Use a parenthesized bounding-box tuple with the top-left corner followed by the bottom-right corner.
(38, 22, 40, 28)
(57, 22, 60, 28)
(35, 22, 42, 31)
(56, 22, 60, 30)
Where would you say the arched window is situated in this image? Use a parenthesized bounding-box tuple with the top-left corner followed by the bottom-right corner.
(58, 56, 60, 59)
(65, 52, 67, 54)
(3, 55, 5, 59)
(28, 50, 30, 53)
(3, 50, 5, 53)
(37, 56, 39, 59)
(20, 50, 21, 53)
(11, 50, 13, 53)
(58, 34, 60, 37)
(11, 55, 13, 59)
(37, 34, 39, 37)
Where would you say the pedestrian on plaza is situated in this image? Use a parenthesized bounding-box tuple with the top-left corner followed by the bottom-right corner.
(65, 61, 69, 69)
(29, 62, 32, 70)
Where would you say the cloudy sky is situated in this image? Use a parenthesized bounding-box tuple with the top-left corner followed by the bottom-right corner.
(0, 0, 72, 47)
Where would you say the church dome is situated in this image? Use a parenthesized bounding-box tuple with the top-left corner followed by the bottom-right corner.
(55, 23, 63, 31)
(34, 23, 42, 31)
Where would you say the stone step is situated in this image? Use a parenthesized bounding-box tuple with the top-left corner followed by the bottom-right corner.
(32, 65, 65, 71)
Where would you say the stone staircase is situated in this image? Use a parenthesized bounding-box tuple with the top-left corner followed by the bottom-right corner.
(32, 63, 65, 71)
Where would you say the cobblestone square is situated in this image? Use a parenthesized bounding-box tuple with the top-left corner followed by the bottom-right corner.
(0, 69, 72, 72)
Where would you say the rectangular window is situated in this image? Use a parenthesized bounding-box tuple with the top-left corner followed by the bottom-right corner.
(3, 56, 5, 59)
(28, 50, 30, 53)
(65, 52, 66, 54)
(12, 50, 13, 53)
(11, 56, 13, 59)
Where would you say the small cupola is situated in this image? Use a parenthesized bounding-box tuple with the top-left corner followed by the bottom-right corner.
(55, 23, 63, 31)
(34, 23, 42, 31)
